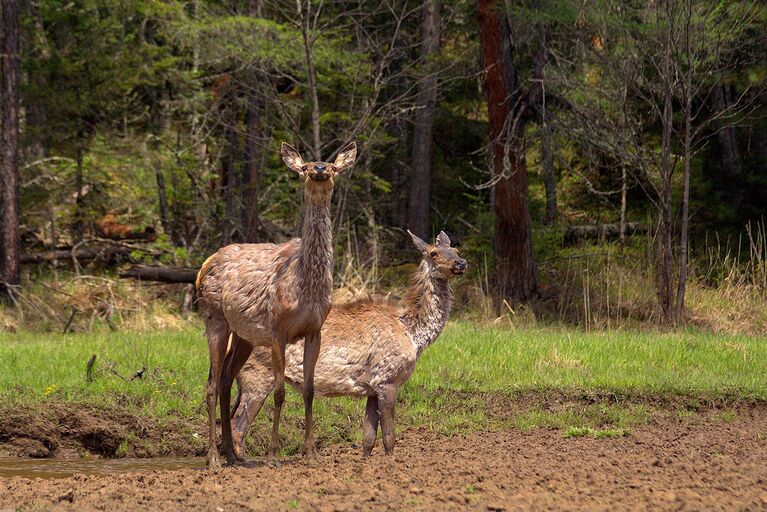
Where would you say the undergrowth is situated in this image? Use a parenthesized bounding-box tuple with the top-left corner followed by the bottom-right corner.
(3, 227, 767, 335)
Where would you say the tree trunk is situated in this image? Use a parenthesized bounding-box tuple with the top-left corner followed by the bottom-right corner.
(222, 125, 238, 245)
(478, 0, 538, 304)
(154, 159, 172, 241)
(534, 28, 556, 226)
(619, 166, 627, 250)
(407, 0, 441, 240)
(242, 92, 261, 243)
(297, 0, 321, 160)
(73, 88, 85, 245)
(656, 3, 675, 323)
(540, 121, 556, 225)
(714, 84, 745, 215)
(240, 0, 262, 243)
(714, 84, 743, 178)
(0, 0, 20, 300)
(675, 0, 693, 322)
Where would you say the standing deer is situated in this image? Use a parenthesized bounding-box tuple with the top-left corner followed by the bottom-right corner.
(196, 141, 357, 467)
(227, 231, 467, 457)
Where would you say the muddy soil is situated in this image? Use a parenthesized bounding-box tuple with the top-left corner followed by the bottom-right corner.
(0, 402, 205, 459)
(2, 408, 766, 511)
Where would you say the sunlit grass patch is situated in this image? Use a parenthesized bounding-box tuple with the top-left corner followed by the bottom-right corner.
(718, 410, 738, 423)
(564, 426, 630, 439)
(413, 322, 767, 399)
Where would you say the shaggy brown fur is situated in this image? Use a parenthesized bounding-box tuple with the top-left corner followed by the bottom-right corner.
(197, 142, 356, 467)
(230, 231, 467, 457)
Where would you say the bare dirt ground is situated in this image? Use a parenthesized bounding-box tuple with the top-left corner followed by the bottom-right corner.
(2, 406, 766, 511)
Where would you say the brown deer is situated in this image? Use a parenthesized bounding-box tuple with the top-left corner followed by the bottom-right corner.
(227, 231, 467, 457)
(196, 141, 357, 468)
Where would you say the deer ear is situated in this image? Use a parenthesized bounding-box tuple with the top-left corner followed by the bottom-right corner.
(436, 231, 451, 247)
(333, 142, 357, 172)
(407, 229, 429, 253)
(281, 142, 305, 174)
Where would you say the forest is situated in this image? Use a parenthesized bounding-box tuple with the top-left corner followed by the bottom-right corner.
(0, 0, 765, 331)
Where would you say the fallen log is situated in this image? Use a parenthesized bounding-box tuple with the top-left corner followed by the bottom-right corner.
(563, 222, 646, 246)
(21, 246, 133, 264)
(119, 264, 199, 284)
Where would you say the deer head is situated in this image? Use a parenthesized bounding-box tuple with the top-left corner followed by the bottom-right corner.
(281, 142, 357, 186)
(407, 230, 468, 279)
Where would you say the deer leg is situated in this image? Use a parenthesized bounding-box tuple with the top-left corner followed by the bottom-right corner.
(302, 331, 321, 459)
(205, 316, 230, 468)
(267, 338, 287, 463)
(219, 334, 253, 464)
(231, 364, 274, 461)
(362, 395, 380, 457)
(378, 386, 398, 455)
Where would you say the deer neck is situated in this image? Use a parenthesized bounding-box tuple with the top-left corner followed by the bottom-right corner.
(399, 260, 453, 357)
(296, 184, 334, 302)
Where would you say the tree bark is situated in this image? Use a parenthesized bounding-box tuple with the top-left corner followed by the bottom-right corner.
(540, 121, 556, 225)
(619, 166, 627, 249)
(154, 159, 172, 241)
(73, 105, 85, 245)
(222, 125, 237, 245)
(297, 0, 321, 160)
(535, 28, 556, 226)
(714, 84, 745, 215)
(675, 0, 693, 322)
(240, 0, 261, 243)
(407, 0, 441, 239)
(1, 0, 21, 300)
(478, 0, 538, 303)
(656, 2, 675, 323)
(242, 91, 261, 243)
(714, 84, 743, 178)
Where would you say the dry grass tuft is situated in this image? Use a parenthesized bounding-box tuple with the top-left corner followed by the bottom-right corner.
(3, 268, 195, 333)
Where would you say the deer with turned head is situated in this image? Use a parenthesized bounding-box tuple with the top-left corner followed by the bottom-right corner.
(196, 141, 357, 467)
(227, 231, 467, 457)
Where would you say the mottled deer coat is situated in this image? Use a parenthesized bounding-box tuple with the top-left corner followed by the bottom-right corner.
(196, 142, 356, 467)
(229, 231, 467, 457)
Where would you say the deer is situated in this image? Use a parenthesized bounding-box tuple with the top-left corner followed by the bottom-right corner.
(225, 230, 467, 458)
(195, 141, 357, 468)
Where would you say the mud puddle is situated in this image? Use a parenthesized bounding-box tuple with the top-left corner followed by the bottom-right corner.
(0, 456, 205, 479)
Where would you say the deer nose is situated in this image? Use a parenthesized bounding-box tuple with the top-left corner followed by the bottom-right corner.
(314, 164, 326, 174)
(455, 260, 467, 270)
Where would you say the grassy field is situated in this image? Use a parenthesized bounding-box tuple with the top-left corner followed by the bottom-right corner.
(1, 321, 766, 455)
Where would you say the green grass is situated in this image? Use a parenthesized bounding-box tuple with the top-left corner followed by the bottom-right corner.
(1, 322, 766, 455)
(0, 328, 207, 418)
(411, 322, 767, 399)
(718, 410, 738, 423)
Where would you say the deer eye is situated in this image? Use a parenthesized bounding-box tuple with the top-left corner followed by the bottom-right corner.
(430, 251, 437, 257)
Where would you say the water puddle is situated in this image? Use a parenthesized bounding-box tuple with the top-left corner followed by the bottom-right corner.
(0, 456, 206, 479)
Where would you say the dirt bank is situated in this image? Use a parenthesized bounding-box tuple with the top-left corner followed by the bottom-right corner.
(2, 407, 766, 511)
(0, 402, 205, 459)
